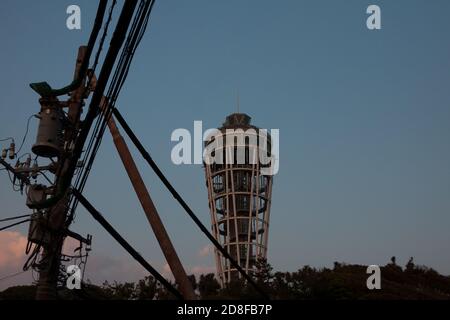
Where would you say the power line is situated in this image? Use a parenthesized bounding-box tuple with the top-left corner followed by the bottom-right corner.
(72, 189, 183, 300)
(32, 0, 138, 211)
(85, 0, 118, 95)
(0, 214, 31, 223)
(0, 270, 29, 283)
(112, 108, 269, 300)
(0, 219, 31, 232)
(69, 0, 156, 222)
(0, 158, 30, 186)
(37, 171, 53, 185)
(29, 0, 109, 97)
(69, 0, 117, 223)
(15, 114, 36, 156)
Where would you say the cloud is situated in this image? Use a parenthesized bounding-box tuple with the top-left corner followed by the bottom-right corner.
(62, 236, 82, 256)
(0, 232, 217, 290)
(189, 265, 216, 276)
(159, 262, 216, 280)
(161, 262, 172, 279)
(0, 231, 27, 269)
(0, 231, 33, 291)
(0, 231, 85, 270)
(198, 244, 213, 257)
(83, 254, 148, 285)
(0, 231, 150, 289)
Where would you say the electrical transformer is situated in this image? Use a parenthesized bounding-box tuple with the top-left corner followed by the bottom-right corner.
(28, 211, 51, 245)
(26, 184, 47, 209)
(32, 102, 64, 158)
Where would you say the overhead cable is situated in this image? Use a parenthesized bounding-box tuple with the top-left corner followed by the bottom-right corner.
(72, 188, 183, 300)
(112, 108, 269, 300)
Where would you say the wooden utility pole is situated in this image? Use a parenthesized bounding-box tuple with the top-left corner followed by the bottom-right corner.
(101, 97, 196, 299)
(36, 45, 196, 299)
(35, 47, 88, 300)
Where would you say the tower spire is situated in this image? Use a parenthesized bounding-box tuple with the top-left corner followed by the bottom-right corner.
(236, 90, 240, 113)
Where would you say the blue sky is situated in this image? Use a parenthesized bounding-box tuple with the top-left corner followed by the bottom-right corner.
(1, 0, 450, 288)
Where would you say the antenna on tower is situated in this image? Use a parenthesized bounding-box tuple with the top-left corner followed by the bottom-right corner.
(236, 89, 240, 113)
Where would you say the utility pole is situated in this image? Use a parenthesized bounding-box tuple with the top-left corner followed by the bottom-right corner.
(35, 47, 88, 300)
(101, 97, 196, 299)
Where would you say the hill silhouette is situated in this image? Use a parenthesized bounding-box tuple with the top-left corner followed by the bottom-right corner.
(1, 257, 449, 300)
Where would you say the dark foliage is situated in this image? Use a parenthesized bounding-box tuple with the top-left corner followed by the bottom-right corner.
(2, 258, 449, 300)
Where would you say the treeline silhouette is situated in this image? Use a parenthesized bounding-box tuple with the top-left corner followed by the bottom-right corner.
(1, 257, 450, 300)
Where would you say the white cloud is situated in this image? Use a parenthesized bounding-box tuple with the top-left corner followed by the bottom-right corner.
(83, 254, 148, 285)
(189, 265, 216, 276)
(159, 262, 215, 280)
(0, 232, 217, 291)
(0, 231, 33, 291)
(0, 231, 27, 269)
(198, 244, 213, 257)
(161, 262, 173, 279)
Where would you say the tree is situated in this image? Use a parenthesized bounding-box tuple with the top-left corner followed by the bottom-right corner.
(390, 256, 397, 266)
(198, 273, 220, 299)
(0, 285, 36, 300)
(188, 274, 197, 292)
(3, 256, 450, 300)
(253, 257, 275, 298)
(405, 257, 415, 272)
(102, 281, 136, 300)
(255, 257, 274, 284)
(135, 276, 158, 300)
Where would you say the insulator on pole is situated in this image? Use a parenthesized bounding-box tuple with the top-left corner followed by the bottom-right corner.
(9, 142, 15, 159)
